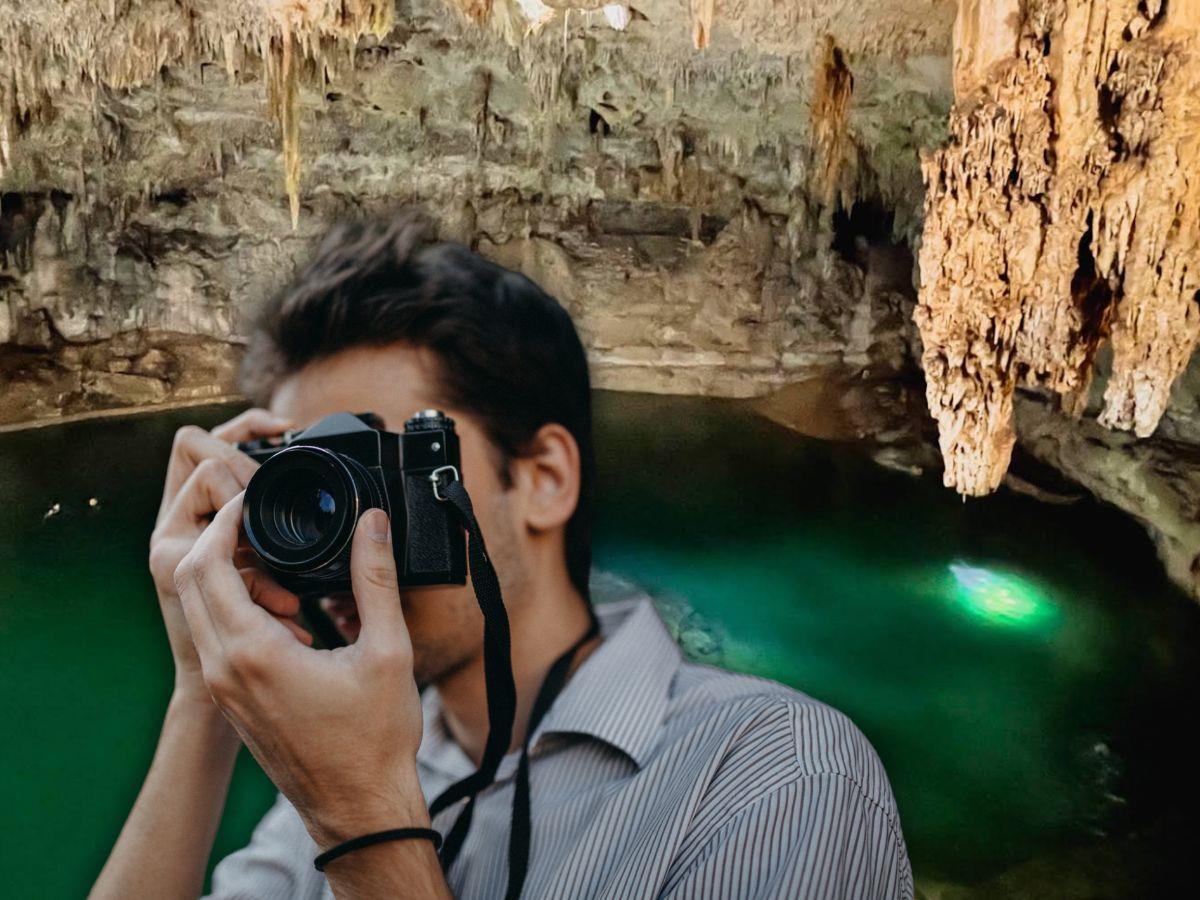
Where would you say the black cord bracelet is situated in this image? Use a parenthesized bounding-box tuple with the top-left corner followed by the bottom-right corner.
(314, 827, 444, 872)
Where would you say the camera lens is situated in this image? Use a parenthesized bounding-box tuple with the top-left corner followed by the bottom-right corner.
(278, 485, 338, 547)
(243, 445, 383, 579)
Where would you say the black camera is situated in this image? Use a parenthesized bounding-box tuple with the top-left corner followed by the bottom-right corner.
(238, 410, 466, 594)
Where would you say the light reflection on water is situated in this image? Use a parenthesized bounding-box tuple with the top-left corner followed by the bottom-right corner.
(946, 562, 1059, 629)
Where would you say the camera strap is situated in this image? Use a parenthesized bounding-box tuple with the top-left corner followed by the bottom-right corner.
(430, 474, 599, 899)
(429, 477, 516, 822)
(503, 618, 598, 899)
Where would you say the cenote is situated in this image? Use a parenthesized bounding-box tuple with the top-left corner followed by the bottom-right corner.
(2, 393, 1198, 898)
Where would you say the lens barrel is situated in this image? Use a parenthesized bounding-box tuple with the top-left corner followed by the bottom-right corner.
(242, 445, 383, 585)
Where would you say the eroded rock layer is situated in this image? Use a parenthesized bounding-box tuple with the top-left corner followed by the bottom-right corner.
(0, 0, 947, 423)
(917, 0, 1200, 496)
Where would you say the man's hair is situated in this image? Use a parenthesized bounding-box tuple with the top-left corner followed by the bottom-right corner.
(239, 208, 594, 599)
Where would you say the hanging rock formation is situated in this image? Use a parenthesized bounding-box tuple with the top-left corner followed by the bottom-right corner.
(0, 2, 394, 217)
(916, 0, 1200, 496)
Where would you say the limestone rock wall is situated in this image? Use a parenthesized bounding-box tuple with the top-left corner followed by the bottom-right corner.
(1016, 350, 1200, 601)
(0, 0, 946, 422)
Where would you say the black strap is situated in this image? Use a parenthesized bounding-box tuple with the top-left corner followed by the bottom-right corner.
(505, 619, 599, 900)
(313, 827, 442, 872)
(431, 472, 599, 899)
(430, 478, 518, 869)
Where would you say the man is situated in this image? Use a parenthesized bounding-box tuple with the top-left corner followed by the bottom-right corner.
(91, 210, 912, 899)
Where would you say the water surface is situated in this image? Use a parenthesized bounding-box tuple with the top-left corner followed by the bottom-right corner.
(1, 394, 1197, 897)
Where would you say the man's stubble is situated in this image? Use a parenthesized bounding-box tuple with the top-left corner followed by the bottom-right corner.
(408, 488, 527, 687)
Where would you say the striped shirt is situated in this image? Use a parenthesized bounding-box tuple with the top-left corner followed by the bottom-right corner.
(207, 597, 913, 899)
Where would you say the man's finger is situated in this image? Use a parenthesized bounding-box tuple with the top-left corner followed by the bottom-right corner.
(239, 567, 302, 618)
(174, 552, 223, 662)
(188, 494, 281, 639)
(212, 408, 294, 444)
(349, 509, 407, 651)
(162, 428, 259, 516)
(161, 412, 287, 520)
(165, 459, 243, 532)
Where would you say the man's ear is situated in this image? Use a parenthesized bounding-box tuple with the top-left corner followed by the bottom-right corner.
(509, 423, 581, 533)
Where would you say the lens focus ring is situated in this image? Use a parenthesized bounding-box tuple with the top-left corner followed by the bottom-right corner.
(242, 445, 380, 577)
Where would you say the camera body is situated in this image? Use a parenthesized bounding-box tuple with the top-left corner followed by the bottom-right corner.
(238, 410, 466, 594)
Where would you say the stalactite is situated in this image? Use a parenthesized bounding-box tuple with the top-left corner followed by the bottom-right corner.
(265, 28, 301, 229)
(657, 123, 685, 201)
(809, 35, 855, 222)
(0, 83, 11, 181)
(691, 0, 716, 50)
(1094, 2, 1200, 436)
(446, 0, 495, 23)
(472, 67, 493, 158)
(916, 0, 1200, 496)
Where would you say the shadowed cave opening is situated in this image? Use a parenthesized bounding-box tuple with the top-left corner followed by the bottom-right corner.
(829, 198, 916, 298)
(1073, 214, 1115, 349)
(831, 198, 900, 264)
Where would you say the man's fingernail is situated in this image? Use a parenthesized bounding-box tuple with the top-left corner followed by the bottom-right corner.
(365, 508, 390, 543)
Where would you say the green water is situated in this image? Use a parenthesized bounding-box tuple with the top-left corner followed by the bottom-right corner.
(2, 394, 1198, 897)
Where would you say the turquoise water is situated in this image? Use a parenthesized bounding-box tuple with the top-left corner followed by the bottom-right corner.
(590, 394, 1200, 895)
(1, 394, 1198, 897)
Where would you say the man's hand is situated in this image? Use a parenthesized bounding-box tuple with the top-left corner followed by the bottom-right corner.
(94, 412, 295, 900)
(173, 498, 430, 853)
(149, 408, 294, 703)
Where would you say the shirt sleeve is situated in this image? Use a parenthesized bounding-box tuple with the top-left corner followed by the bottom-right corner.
(204, 793, 327, 900)
(658, 772, 913, 900)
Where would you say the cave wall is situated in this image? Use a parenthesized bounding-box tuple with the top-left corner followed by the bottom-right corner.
(1, 0, 1197, 597)
(0, 0, 947, 424)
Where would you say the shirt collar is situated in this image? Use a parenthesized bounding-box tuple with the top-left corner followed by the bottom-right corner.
(418, 597, 681, 778)
(531, 597, 681, 768)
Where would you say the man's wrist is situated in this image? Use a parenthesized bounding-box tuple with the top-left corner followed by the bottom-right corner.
(320, 831, 451, 900)
(166, 688, 240, 753)
(304, 766, 430, 851)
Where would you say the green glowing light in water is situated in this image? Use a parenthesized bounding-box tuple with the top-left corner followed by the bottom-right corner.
(948, 562, 1059, 628)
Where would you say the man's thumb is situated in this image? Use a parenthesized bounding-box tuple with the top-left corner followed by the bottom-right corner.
(350, 508, 403, 641)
